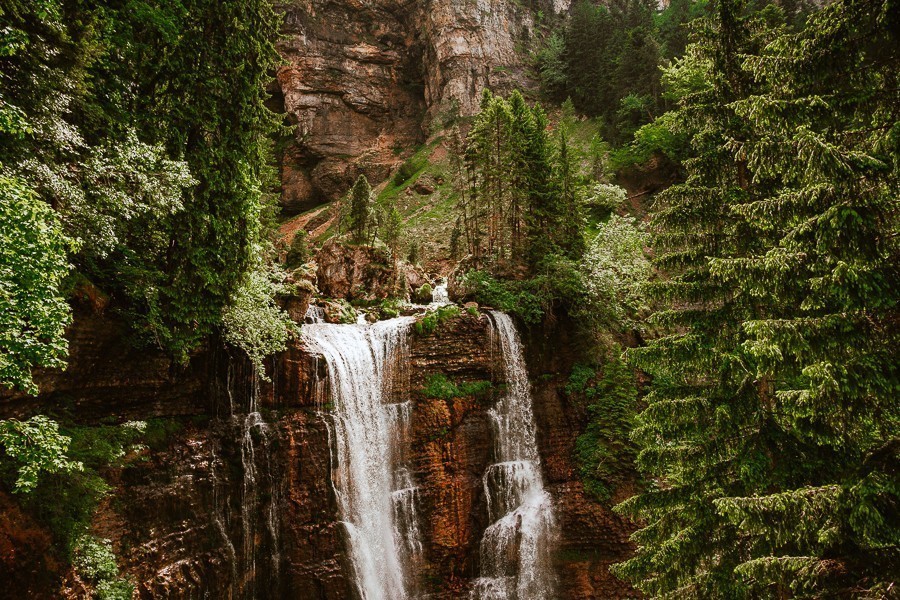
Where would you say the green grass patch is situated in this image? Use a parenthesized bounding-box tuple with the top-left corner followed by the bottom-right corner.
(422, 373, 493, 400)
(414, 304, 461, 336)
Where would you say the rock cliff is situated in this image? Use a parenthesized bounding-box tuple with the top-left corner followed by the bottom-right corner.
(273, 0, 552, 214)
(0, 308, 636, 599)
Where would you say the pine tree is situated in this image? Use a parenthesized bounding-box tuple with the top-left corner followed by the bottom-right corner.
(382, 204, 403, 260)
(523, 103, 560, 266)
(615, 0, 899, 597)
(449, 218, 462, 260)
(563, 1, 616, 116)
(574, 348, 639, 502)
(612, 1, 780, 596)
(707, 0, 899, 595)
(553, 103, 586, 260)
(506, 90, 532, 258)
(347, 174, 373, 244)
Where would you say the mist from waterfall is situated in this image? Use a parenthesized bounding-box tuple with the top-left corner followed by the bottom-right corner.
(473, 311, 556, 600)
(302, 317, 422, 600)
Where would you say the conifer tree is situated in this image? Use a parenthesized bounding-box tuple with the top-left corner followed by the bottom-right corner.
(612, 1, 780, 596)
(553, 103, 586, 259)
(347, 174, 373, 244)
(449, 218, 463, 260)
(615, 0, 899, 597)
(382, 204, 403, 260)
(708, 0, 899, 594)
(523, 103, 559, 266)
(506, 90, 532, 257)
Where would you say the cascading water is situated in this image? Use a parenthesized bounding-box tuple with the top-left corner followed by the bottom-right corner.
(210, 352, 281, 599)
(472, 311, 556, 600)
(302, 317, 422, 600)
(305, 304, 326, 324)
(431, 281, 450, 305)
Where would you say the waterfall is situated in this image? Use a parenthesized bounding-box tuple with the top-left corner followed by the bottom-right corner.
(210, 352, 281, 600)
(302, 318, 422, 600)
(473, 311, 556, 600)
(431, 281, 450, 305)
(305, 305, 326, 324)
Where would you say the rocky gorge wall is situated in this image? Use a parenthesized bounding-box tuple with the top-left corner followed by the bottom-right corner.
(273, 0, 551, 214)
(0, 302, 637, 599)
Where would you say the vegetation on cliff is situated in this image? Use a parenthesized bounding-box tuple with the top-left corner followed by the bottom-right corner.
(0, 0, 291, 377)
(0, 0, 896, 597)
(0, 0, 291, 593)
(614, 0, 899, 596)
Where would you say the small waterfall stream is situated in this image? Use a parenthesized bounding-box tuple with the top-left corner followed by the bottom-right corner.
(210, 353, 281, 600)
(431, 281, 450, 305)
(302, 317, 422, 600)
(473, 311, 556, 600)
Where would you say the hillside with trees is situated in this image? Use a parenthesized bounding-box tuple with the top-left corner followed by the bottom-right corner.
(0, 0, 896, 597)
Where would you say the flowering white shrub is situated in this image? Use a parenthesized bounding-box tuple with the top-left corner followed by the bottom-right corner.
(582, 214, 650, 322)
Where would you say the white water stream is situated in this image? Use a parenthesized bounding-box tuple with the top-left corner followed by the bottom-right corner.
(472, 311, 556, 600)
(302, 317, 422, 600)
(431, 281, 450, 305)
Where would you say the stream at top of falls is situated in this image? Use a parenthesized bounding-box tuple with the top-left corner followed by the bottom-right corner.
(302, 317, 422, 600)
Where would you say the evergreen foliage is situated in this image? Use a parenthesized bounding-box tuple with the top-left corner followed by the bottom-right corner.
(538, 0, 664, 143)
(615, 0, 899, 597)
(455, 90, 585, 271)
(381, 204, 405, 259)
(285, 230, 311, 268)
(0, 0, 283, 365)
(347, 175, 374, 244)
(572, 350, 639, 502)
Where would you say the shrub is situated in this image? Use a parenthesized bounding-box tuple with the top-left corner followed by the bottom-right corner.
(570, 350, 638, 502)
(414, 283, 433, 304)
(582, 214, 651, 324)
(377, 298, 402, 320)
(96, 579, 136, 600)
(285, 230, 311, 267)
(222, 261, 298, 379)
(582, 183, 626, 221)
(414, 305, 460, 336)
(73, 535, 134, 600)
(565, 364, 597, 397)
(463, 257, 587, 326)
(392, 155, 427, 186)
(0, 176, 71, 394)
(422, 373, 492, 400)
(73, 535, 119, 581)
(0, 416, 83, 493)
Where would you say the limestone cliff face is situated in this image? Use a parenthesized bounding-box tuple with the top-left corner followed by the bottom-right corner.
(274, 0, 552, 214)
(0, 308, 636, 599)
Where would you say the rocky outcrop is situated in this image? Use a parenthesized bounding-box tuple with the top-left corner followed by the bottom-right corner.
(274, 0, 427, 214)
(315, 241, 396, 300)
(0, 491, 77, 600)
(314, 240, 428, 301)
(0, 308, 210, 423)
(273, 0, 556, 214)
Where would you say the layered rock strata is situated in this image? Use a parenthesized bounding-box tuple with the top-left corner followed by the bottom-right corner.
(0, 309, 635, 599)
